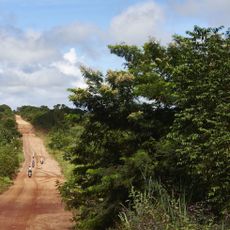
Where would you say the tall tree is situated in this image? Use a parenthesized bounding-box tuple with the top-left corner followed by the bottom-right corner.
(166, 26, 230, 214)
(61, 26, 229, 229)
(62, 61, 174, 229)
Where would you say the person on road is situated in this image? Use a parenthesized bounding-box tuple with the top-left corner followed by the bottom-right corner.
(40, 157, 44, 164)
(28, 166, 32, 177)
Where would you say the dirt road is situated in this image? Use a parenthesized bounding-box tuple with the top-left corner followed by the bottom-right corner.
(0, 115, 73, 229)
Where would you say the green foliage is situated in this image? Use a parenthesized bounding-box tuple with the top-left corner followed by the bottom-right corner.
(0, 145, 20, 176)
(17, 104, 83, 131)
(114, 180, 229, 230)
(17, 104, 84, 183)
(0, 177, 12, 193)
(48, 125, 83, 152)
(26, 26, 229, 229)
(109, 40, 175, 106)
(165, 26, 230, 214)
(0, 104, 22, 187)
(62, 59, 175, 229)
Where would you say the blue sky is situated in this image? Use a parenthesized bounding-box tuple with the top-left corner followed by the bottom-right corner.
(0, 0, 229, 108)
(0, 0, 141, 29)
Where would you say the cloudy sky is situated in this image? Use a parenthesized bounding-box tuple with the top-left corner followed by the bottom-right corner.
(0, 0, 229, 108)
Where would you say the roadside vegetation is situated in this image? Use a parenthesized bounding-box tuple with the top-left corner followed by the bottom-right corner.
(47, 125, 83, 179)
(0, 104, 22, 193)
(17, 104, 83, 179)
(17, 104, 83, 131)
(18, 26, 230, 229)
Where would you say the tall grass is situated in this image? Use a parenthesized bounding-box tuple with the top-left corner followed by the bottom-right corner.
(114, 179, 228, 230)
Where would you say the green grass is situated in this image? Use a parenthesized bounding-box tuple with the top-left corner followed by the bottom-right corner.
(113, 180, 229, 230)
(0, 176, 12, 194)
(36, 131, 74, 180)
(18, 143, 24, 165)
(0, 143, 23, 194)
(47, 148, 74, 180)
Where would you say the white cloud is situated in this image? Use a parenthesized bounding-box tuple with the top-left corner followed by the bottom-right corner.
(52, 48, 85, 80)
(0, 21, 99, 108)
(110, 1, 167, 45)
(0, 1, 169, 109)
(64, 48, 77, 64)
(174, 0, 230, 26)
(0, 26, 59, 64)
(53, 61, 81, 77)
(45, 22, 103, 47)
(0, 62, 84, 108)
(0, 28, 87, 108)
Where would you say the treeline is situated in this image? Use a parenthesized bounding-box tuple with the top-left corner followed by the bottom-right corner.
(17, 104, 84, 167)
(17, 104, 83, 131)
(0, 104, 21, 192)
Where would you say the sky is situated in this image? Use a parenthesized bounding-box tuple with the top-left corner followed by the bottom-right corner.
(0, 0, 229, 109)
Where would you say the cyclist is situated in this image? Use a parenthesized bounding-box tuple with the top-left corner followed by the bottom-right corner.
(28, 166, 32, 177)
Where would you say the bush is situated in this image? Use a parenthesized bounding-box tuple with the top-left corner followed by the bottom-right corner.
(0, 104, 22, 182)
(0, 177, 12, 193)
(0, 145, 19, 177)
(115, 180, 229, 230)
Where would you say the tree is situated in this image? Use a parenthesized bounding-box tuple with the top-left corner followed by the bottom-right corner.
(62, 59, 174, 228)
(166, 26, 230, 214)
(61, 26, 229, 229)
(109, 40, 174, 106)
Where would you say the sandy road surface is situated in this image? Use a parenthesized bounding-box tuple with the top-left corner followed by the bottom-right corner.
(0, 115, 73, 229)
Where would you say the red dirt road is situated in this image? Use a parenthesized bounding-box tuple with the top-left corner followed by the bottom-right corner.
(0, 115, 73, 229)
